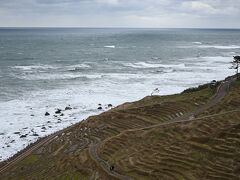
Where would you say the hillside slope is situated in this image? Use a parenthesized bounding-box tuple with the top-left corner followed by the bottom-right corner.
(1, 76, 239, 179)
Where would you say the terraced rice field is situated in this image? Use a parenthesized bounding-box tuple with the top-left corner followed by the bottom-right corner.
(1, 77, 239, 179)
(97, 80, 240, 179)
(98, 110, 240, 179)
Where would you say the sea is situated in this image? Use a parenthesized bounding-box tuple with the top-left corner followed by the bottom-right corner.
(0, 28, 240, 161)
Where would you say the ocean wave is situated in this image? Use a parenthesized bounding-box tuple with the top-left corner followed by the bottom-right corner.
(19, 73, 102, 81)
(67, 64, 91, 72)
(13, 63, 91, 73)
(104, 45, 115, 48)
(152, 68, 176, 74)
(123, 62, 186, 69)
(12, 65, 58, 71)
(185, 56, 230, 64)
(198, 45, 240, 49)
(192, 42, 202, 45)
(151, 57, 161, 60)
(179, 44, 240, 49)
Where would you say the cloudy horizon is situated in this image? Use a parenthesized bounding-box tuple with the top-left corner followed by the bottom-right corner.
(0, 0, 240, 28)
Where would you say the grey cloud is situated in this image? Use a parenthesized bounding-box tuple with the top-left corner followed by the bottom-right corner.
(0, 0, 239, 28)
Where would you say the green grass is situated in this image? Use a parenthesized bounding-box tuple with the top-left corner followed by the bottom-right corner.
(58, 172, 90, 180)
(122, 86, 214, 110)
(20, 154, 39, 165)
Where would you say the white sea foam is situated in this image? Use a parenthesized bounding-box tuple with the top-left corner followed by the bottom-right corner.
(0, 78, 154, 161)
(198, 45, 240, 49)
(185, 56, 230, 63)
(124, 62, 186, 69)
(14, 64, 92, 73)
(19, 73, 102, 81)
(104, 45, 115, 48)
(179, 44, 240, 50)
(67, 64, 91, 71)
(13, 65, 58, 71)
(192, 42, 202, 45)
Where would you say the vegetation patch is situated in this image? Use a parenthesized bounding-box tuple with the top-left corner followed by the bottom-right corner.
(21, 154, 39, 165)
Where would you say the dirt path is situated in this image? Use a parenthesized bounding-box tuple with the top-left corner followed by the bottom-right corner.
(88, 77, 235, 180)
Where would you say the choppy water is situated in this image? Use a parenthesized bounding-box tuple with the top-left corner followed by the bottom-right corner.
(0, 28, 240, 161)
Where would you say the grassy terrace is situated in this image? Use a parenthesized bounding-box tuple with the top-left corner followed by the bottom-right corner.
(99, 110, 240, 179)
(98, 79, 240, 179)
(1, 78, 239, 179)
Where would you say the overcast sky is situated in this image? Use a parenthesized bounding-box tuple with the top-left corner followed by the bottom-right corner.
(0, 0, 239, 28)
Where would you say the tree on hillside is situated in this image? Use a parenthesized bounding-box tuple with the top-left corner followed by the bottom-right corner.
(231, 56, 240, 79)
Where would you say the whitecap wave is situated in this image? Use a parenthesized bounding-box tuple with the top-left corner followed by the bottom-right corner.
(123, 62, 185, 69)
(179, 44, 240, 49)
(67, 64, 91, 71)
(104, 45, 115, 48)
(192, 42, 202, 45)
(12, 65, 58, 71)
(183, 56, 231, 64)
(19, 73, 102, 81)
(198, 45, 240, 49)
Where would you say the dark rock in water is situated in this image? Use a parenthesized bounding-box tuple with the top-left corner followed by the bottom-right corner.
(10, 140, 15, 143)
(98, 104, 102, 106)
(47, 121, 51, 123)
(0, 133, 5, 135)
(108, 104, 113, 108)
(45, 112, 50, 116)
(48, 126, 52, 128)
(30, 114, 34, 117)
(58, 118, 61, 121)
(41, 126, 46, 130)
(65, 106, 72, 110)
(32, 133, 39, 136)
(60, 113, 64, 116)
(53, 115, 58, 117)
(13, 132, 20, 134)
(23, 127, 28, 129)
(98, 107, 103, 110)
(7, 145, 10, 147)
(20, 135, 27, 138)
(55, 109, 62, 114)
